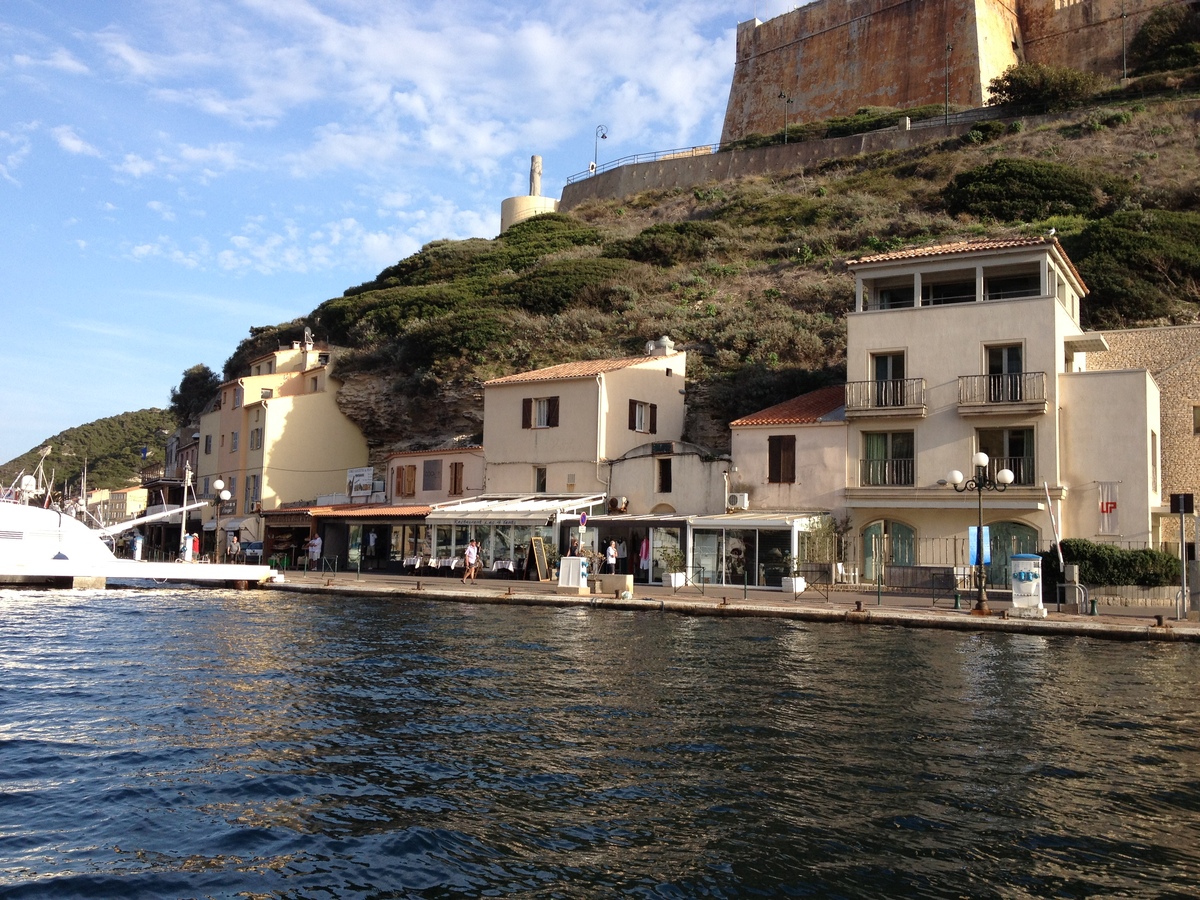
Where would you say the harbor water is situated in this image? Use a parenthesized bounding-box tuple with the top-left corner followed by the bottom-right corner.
(3, 587, 1200, 898)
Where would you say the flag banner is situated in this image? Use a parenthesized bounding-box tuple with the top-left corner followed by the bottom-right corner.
(968, 526, 991, 566)
(1099, 482, 1119, 535)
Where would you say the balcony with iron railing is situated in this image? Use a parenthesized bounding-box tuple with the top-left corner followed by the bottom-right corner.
(859, 458, 915, 487)
(844, 378, 927, 418)
(958, 372, 1048, 415)
(981, 455, 1036, 486)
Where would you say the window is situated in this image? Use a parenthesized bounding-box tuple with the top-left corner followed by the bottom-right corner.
(629, 400, 658, 434)
(986, 344, 1023, 402)
(204, 435, 212, 455)
(244, 474, 259, 510)
(861, 431, 914, 486)
(985, 273, 1040, 300)
(248, 428, 262, 451)
(396, 464, 416, 498)
(768, 435, 796, 484)
(202, 477, 210, 496)
(1193, 406, 1200, 435)
(449, 461, 465, 496)
(260, 388, 273, 399)
(874, 285, 914, 309)
(310, 376, 319, 392)
(1152, 431, 1159, 494)
(233, 387, 242, 409)
(872, 352, 906, 407)
(534, 466, 547, 492)
(922, 279, 975, 305)
(231, 431, 239, 452)
(522, 396, 560, 429)
(422, 460, 442, 492)
(978, 427, 1034, 484)
(657, 458, 673, 493)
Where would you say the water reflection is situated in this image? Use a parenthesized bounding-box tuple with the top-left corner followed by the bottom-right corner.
(2, 588, 1200, 897)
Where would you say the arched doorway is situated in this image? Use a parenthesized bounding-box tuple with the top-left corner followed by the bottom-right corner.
(862, 519, 915, 582)
(988, 521, 1039, 587)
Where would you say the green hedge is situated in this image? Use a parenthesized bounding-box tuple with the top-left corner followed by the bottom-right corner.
(1040, 538, 1180, 587)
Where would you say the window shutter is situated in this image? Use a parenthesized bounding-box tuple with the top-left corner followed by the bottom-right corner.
(547, 396, 560, 428)
(768, 437, 782, 484)
(522, 398, 532, 429)
(629, 399, 638, 431)
(782, 435, 796, 483)
(649, 404, 658, 435)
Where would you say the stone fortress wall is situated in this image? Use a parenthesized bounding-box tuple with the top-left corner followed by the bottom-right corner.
(720, 0, 1181, 144)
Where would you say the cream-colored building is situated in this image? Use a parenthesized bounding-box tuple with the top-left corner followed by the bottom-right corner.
(196, 337, 369, 551)
(480, 337, 687, 496)
(386, 446, 485, 505)
(738, 238, 1162, 583)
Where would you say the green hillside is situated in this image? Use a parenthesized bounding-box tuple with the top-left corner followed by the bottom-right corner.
(0, 409, 177, 498)
(6, 89, 1200, 482)
(221, 94, 1200, 453)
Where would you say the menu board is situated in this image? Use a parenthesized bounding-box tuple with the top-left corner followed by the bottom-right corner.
(530, 536, 550, 582)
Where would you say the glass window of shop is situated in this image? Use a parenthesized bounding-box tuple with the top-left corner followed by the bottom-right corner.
(692, 528, 765, 587)
(650, 527, 681, 584)
(758, 529, 792, 587)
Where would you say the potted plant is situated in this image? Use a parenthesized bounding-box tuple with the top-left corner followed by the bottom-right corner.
(660, 547, 687, 588)
(781, 554, 807, 595)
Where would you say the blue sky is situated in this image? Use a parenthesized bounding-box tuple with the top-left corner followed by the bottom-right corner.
(0, 0, 805, 465)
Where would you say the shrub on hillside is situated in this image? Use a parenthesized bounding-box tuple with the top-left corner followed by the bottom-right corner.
(604, 221, 728, 267)
(1130, 4, 1200, 74)
(1070, 209, 1200, 324)
(498, 213, 603, 271)
(1040, 538, 1180, 587)
(943, 158, 1132, 221)
(499, 258, 638, 315)
(987, 63, 1106, 112)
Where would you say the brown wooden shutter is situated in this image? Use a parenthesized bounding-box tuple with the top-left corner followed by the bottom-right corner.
(547, 396, 560, 427)
(782, 435, 796, 483)
(629, 399, 638, 431)
(649, 403, 658, 435)
(522, 397, 532, 429)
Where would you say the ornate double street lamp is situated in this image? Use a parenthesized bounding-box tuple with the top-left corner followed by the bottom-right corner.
(946, 452, 1014, 613)
(594, 125, 607, 173)
(212, 478, 231, 563)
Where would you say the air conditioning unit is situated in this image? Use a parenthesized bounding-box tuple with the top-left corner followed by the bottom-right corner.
(727, 492, 749, 510)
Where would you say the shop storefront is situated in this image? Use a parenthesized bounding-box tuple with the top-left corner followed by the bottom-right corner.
(425, 495, 607, 578)
(583, 511, 827, 588)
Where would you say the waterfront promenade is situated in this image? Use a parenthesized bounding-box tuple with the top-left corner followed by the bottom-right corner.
(265, 568, 1200, 643)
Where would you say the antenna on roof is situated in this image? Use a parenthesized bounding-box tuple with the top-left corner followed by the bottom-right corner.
(303, 326, 314, 350)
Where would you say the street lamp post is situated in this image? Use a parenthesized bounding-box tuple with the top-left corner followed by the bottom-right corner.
(212, 478, 231, 564)
(777, 90, 793, 143)
(946, 452, 1014, 613)
(594, 125, 607, 173)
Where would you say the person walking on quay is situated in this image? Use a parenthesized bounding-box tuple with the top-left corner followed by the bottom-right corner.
(228, 534, 241, 562)
(605, 540, 618, 574)
(463, 539, 479, 583)
(180, 533, 193, 563)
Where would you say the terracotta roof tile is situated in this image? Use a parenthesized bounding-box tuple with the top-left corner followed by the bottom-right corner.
(848, 237, 1055, 265)
(484, 355, 671, 386)
(730, 384, 846, 426)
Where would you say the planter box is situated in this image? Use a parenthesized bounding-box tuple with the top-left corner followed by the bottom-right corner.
(663, 572, 687, 589)
(781, 576, 807, 594)
(598, 574, 633, 595)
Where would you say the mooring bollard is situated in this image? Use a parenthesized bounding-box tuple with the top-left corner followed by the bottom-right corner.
(954, 592, 961, 610)
(855, 600, 863, 612)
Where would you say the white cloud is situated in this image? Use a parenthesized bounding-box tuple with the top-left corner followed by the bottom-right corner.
(13, 47, 89, 74)
(50, 125, 101, 157)
(116, 153, 155, 177)
(147, 200, 176, 221)
(0, 130, 34, 183)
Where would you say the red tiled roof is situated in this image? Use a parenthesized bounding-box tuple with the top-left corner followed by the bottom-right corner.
(484, 355, 670, 386)
(730, 384, 846, 427)
(848, 237, 1055, 265)
(847, 236, 1087, 294)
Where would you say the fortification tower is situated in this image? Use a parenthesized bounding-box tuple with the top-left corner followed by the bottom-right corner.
(720, 0, 1176, 145)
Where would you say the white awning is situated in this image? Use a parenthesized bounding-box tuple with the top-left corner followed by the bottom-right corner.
(425, 494, 606, 526)
(688, 511, 827, 529)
